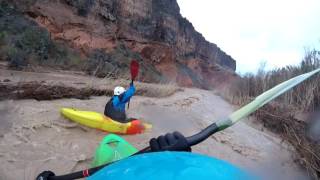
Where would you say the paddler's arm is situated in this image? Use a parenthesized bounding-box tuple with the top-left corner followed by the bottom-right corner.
(119, 82, 136, 103)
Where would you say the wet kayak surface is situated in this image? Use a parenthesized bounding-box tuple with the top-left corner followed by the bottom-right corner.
(0, 88, 307, 179)
(89, 152, 253, 180)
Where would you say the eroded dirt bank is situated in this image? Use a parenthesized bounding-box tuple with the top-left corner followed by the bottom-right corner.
(0, 68, 181, 100)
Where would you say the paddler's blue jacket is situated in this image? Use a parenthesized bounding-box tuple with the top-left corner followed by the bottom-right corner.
(104, 84, 135, 123)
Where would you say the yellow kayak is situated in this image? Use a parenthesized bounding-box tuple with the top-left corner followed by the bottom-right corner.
(60, 108, 152, 134)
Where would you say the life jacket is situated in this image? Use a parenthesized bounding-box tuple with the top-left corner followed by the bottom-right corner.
(104, 96, 127, 123)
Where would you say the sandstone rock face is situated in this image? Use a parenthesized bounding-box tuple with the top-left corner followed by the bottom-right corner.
(15, 0, 236, 88)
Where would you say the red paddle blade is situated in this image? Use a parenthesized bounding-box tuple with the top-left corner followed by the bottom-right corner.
(130, 60, 139, 80)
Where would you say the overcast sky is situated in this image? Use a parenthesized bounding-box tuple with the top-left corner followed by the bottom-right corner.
(177, 0, 320, 74)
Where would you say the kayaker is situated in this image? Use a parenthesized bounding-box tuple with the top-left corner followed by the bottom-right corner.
(104, 82, 136, 123)
(36, 132, 191, 180)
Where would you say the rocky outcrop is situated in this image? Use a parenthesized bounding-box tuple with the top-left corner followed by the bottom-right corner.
(12, 0, 236, 88)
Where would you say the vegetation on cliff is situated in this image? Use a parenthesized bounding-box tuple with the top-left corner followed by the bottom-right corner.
(0, 1, 83, 70)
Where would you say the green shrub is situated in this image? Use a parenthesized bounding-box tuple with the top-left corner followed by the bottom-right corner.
(15, 28, 51, 64)
(85, 49, 111, 77)
(0, 31, 6, 46)
(7, 47, 27, 69)
(64, 0, 95, 16)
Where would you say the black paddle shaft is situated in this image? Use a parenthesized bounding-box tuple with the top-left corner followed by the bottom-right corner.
(48, 123, 219, 180)
(135, 123, 220, 153)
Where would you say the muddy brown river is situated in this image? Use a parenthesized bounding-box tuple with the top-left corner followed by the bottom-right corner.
(0, 87, 307, 179)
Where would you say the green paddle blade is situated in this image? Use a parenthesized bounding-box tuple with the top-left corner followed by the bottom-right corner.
(216, 68, 320, 130)
(91, 134, 138, 167)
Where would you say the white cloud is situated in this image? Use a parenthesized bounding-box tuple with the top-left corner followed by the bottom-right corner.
(177, 0, 320, 73)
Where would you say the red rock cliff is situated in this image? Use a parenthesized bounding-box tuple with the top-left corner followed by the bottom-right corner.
(15, 0, 236, 88)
